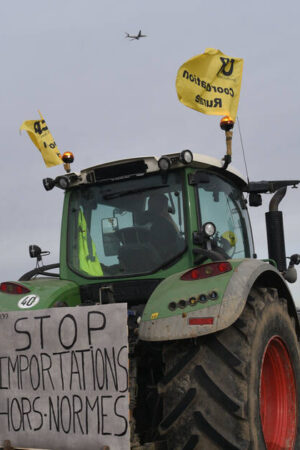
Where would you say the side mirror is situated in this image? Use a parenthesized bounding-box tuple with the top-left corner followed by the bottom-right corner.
(249, 192, 262, 207)
(101, 218, 120, 256)
(29, 245, 50, 265)
(29, 245, 42, 261)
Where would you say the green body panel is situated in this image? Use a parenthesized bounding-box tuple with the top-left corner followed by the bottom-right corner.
(141, 260, 242, 321)
(0, 279, 81, 311)
(138, 259, 294, 341)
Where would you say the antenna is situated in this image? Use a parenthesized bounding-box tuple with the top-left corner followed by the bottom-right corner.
(237, 116, 250, 184)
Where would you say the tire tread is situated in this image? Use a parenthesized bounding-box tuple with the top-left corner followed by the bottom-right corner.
(159, 286, 299, 449)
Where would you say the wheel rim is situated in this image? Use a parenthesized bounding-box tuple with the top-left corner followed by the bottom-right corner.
(260, 336, 297, 449)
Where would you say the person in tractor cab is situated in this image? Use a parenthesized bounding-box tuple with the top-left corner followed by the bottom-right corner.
(143, 192, 183, 260)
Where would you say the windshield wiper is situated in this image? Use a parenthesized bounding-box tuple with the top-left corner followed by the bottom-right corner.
(104, 185, 169, 200)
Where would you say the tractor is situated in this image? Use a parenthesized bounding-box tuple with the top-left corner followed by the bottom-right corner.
(1, 144, 300, 449)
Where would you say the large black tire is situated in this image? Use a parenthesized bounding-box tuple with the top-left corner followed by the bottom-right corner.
(158, 287, 300, 449)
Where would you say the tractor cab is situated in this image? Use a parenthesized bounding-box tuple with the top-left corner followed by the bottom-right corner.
(51, 151, 254, 287)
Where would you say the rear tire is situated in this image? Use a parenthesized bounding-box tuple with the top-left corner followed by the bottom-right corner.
(158, 287, 300, 449)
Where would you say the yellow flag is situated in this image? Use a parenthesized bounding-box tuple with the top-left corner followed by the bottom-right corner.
(20, 111, 63, 168)
(176, 48, 243, 121)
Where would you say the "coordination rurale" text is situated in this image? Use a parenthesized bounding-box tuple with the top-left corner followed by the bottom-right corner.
(181, 69, 235, 108)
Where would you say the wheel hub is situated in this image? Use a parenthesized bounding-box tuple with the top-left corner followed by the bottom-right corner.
(260, 336, 297, 449)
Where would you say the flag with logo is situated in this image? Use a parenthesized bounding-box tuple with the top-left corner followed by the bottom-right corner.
(20, 111, 62, 167)
(176, 48, 243, 121)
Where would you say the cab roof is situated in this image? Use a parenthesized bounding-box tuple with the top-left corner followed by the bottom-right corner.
(73, 151, 247, 189)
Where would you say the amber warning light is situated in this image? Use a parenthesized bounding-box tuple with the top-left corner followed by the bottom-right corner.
(220, 115, 234, 131)
(62, 151, 74, 173)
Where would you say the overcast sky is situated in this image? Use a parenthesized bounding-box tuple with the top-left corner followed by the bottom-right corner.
(1, 0, 300, 304)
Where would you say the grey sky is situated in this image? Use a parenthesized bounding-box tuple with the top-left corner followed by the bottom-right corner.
(1, 0, 300, 303)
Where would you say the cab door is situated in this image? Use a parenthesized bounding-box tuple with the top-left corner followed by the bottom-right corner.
(192, 171, 254, 259)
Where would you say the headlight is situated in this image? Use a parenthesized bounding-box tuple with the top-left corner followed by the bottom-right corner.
(158, 156, 171, 172)
(43, 178, 55, 191)
(180, 149, 193, 164)
(203, 221, 216, 238)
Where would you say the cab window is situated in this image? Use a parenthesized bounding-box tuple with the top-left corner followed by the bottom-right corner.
(196, 173, 254, 258)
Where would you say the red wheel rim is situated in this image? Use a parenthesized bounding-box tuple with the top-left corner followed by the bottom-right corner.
(260, 336, 297, 449)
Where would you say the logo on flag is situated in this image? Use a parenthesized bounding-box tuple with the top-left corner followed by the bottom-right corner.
(176, 48, 243, 121)
(20, 111, 63, 168)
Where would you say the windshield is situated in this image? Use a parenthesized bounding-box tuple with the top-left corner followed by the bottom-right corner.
(67, 172, 186, 278)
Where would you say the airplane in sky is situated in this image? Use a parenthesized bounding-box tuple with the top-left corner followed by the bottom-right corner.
(125, 30, 147, 40)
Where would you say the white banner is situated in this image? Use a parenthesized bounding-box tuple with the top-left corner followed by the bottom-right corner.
(0, 304, 129, 450)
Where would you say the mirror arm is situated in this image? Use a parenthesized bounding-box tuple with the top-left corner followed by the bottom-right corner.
(193, 247, 225, 262)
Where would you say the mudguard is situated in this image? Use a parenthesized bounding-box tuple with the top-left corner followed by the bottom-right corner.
(0, 279, 81, 312)
(139, 259, 290, 341)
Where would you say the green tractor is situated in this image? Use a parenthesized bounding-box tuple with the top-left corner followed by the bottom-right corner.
(1, 148, 300, 449)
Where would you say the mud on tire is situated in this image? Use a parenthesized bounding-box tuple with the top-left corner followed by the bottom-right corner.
(158, 287, 300, 450)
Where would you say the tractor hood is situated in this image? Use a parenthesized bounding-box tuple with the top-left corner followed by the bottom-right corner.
(0, 278, 81, 312)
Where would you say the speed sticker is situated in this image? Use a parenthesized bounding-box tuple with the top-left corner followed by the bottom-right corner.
(18, 295, 40, 309)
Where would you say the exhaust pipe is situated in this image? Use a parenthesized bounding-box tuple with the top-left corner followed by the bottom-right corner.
(265, 187, 287, 272)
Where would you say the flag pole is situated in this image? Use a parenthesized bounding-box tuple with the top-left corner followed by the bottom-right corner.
(220, 116, 234, 169)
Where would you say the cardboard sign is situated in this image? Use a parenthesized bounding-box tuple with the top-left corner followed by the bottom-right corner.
(0, 304, 129, 450)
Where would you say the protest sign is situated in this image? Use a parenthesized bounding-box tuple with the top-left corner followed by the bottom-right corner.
(0, 304, 129, 450)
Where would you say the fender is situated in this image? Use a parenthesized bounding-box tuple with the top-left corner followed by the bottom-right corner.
(0, 279, 81, 311)
(139, 259, 296, 341)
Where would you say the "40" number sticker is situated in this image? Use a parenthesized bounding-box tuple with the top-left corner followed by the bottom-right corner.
(18, 295, 40, 309)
